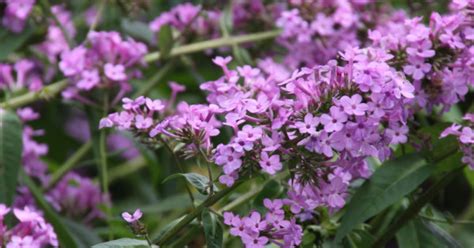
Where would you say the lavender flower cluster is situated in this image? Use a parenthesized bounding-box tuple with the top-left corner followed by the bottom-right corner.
(1, 0, 473, 247)
(13, 107, 108, 225)
(0, 204, 57, 248)
(59, 31, 147, 102)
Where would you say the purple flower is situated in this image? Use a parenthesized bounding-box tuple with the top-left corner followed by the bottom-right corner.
(243, 212, 267, 233)
(238, 125, 263, 142)
(77, 70, 100, 90)
(259, 152, 282, 175)
(385, 125, 409, 145)
(59, 46, 86, 76)
(212, 56, 232, 68)
(406, 40, 435, 58)
(403, 57, 431, 80)
(146, 98, 165, 111)
(214, 145, 243, 174)
(6, 236, 37, 248)
(104, 63, 127, 81)
(241, 234, 268, 248)
(122, 209, 143, 223)
(320, 106, 348, 133)
(294, 113, 319, 135)
(338, 94, 368, 116)
(460, 127, 474, 144)
(135, 115, 153, 129)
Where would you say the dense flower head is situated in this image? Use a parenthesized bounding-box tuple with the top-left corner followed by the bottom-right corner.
(46, 172, 109, 222)
(59, 31, 148, 101)
(0, 60, 44, 92)
(368, 4, 473, 111)
(17, 108, 50, 184)
(0, 204, 58, 248)
(223, 198, 303, 248)
(275, 0, 383, 68)
(1, 0, 36, 33)
(149, 3, 222, 40)
(35, 5, 76, 64)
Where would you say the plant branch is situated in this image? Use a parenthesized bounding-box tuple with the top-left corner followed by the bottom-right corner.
(0, 30, 280, 110)
(133, 62, 175, 98)
(45, 141, 92, 191)
(155, 180, 244, 246)
(0, 80, 68, 109)
(144, 30, 281, 63)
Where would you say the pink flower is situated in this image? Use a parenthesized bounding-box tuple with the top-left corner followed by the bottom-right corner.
(320, 106, 348, 133)
(77, 69, 100, 90)
(385, 125, 409, 145)
(294, 113, 319, 135)
(6, 236, 38, 248)
(406, 40, 435, 58)
(122, 209, 143, 223)
(135, 115, 153, 129)
(338, 94, 368, 116)
(460, 127, 474, 144)
(104, 63, 127, 81)
(259, 152, 282, 175)
(212, 56, 232, 68)
(403, 58, 431, 80)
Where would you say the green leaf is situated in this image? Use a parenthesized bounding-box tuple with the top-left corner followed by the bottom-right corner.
(121, 19, 154, 44)
(344, 229, 376, 248)
(202, 208, 223, 248)
(335, 154, 430, 242)
(0, 110, 23, 206)
(219, 4, 233, 36)
(396, 219, 462, 248)
(163, 173, 218, 195)
(23, 175, 78, 248)
(62, 218, 102, 248)
(92, 238, 158, 248)
(0, 28, 34, 60)
(158, 25, 173, 58)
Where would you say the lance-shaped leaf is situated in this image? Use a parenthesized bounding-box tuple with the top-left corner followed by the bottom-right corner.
(335, 154, 431, 242)
(202, 208, 223, 248)
(158, 25, 173, 59)
(0, 110, 22, 206)
(93, 238, 158, 248)
(396, 219, 462, 248)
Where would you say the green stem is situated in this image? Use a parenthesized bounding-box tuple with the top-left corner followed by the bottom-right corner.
(133, 62, 175, 98)
(106, 156, 147, 185)
(159, 137, 196, 208)
(87, 0, 106, 34)
(144, 30, 281, 63)
(155, 180, 244, 246)
(0, 80, 68, 109)
(45, 141, 92, 191)
(372, 165, 465, 247)
(0, 30, 280, 110)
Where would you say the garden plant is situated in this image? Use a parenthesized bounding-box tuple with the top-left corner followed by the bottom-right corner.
(0, 0, 473, 247)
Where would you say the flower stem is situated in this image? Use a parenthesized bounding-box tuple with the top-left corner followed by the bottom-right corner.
(144, 30, 281, 63)
(155, 180, 244, 246)
(45, 141, 92, 191)
(0, 30, 280, 110)
(0, 80, 68, 110)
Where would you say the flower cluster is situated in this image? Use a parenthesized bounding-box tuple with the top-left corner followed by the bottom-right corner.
(0, 60, 44, 92)
(46, 172, 109, 222)
(223, 199, 303, 248)
(2, 0, 35, 33)
(13, 107, 108, 223)
(0, 204, 58, 248)
(59, 31, 147, 101)
(275, 0, 380, 68)
(368, 2, 474, 111)
(441, 114, 474, 168)
(35, 5, 76, 64)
